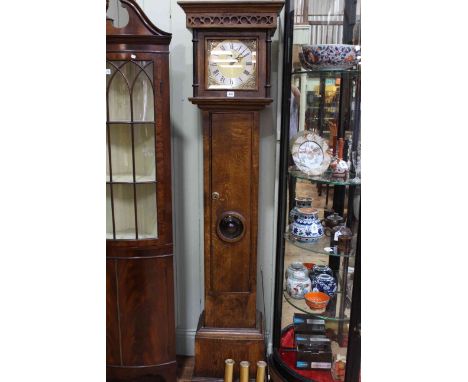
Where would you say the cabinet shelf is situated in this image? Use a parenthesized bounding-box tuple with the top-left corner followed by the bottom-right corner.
(289, 166, 360, 186)
(107, 121, 155, 125)
(107, 174, 157, 184)
(283, 291, 350, 322)
(106, 232, 158, 240)
(285, 232, 355, 257)
(292, 68, 360, 76)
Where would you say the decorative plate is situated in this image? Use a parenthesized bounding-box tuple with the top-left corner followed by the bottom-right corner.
(291, 131, 331, 176)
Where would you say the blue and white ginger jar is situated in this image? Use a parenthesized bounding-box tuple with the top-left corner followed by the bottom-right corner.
(311, 264, 334, 279)
(311, 273, 337, 297)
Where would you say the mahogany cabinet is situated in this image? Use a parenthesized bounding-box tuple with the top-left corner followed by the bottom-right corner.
(106, 1, 175, 381)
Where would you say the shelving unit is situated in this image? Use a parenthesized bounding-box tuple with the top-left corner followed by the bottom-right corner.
(284, 232, 357, 257)
(269, 0, 361, 381)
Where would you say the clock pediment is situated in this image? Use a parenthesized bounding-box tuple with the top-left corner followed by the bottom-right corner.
(178, 0, 284, 31)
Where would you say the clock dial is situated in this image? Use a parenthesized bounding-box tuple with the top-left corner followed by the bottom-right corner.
(207, 39, 257, 90)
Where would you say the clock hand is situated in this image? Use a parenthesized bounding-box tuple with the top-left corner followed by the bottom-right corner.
(230, 50, 240, 65)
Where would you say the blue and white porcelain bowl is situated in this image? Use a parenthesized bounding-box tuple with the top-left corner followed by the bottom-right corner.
(290, 207, 324, 243)
(311, 273, 337, 297)
(301, 44, 359, 70)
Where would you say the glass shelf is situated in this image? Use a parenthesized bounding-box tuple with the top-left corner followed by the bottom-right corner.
(107, 175, 157, 183)
(106, 182, 158, 240)
(285, 232, 355, 257)
(289, 166, 361, 186)
(292, 68, 360, 76)
(107, 121, 155, 124)
(283, 291, 350, 322)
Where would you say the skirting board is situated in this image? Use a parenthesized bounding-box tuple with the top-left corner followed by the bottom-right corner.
(176, 328, 197, 356)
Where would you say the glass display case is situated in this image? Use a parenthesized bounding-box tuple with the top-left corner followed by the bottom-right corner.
(106, 2, 176, 381)
(106, 60, 159, 240)
(269, 0, 360, 381)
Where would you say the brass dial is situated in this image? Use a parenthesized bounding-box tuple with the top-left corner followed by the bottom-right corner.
(207, 39, 257, 90)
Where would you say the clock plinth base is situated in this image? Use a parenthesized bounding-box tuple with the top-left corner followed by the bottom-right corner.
(193, 310, 265, 379)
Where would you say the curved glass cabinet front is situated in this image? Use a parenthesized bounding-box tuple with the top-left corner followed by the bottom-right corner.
(106, 60, 158, 240)
(271, 0, 361, 381)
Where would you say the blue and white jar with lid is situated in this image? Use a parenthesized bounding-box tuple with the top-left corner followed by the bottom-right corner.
(310, 264, 334, 279)
(311, 273, 337, 297)
(290, 207, 324, 242)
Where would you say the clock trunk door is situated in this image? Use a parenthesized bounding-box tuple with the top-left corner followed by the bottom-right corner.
(204, 111, 259, 328)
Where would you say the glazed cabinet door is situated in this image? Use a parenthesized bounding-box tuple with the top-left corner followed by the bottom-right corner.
(106, 54, 172, 247)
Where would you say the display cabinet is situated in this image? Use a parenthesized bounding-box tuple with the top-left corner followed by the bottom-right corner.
(269, 0, 360, 381)
(106, 1, 176, 381)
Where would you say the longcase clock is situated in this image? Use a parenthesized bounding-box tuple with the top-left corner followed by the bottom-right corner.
(106, 1, 176, 381)
(178, 1, 284, 378)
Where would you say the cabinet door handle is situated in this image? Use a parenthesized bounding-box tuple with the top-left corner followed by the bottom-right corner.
(212, 192, 220, 200)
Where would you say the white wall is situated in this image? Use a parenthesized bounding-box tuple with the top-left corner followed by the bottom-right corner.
(108, 0, 284, 355)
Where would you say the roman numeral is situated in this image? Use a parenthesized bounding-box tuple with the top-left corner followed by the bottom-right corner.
(229, 42, 233, 49)
(243, 70, 250, 76)
(230, 79, 233, 85)
(220, 76, 225, 82)
(246, 61, 253, 66)
(239, 51, 250, 60)
(213, 69, 220, 75)
(220, 45, 226, 50)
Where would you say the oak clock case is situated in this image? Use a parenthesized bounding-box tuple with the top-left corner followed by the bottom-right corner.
(178, 0, 285, 379)
(106, 1, 176, 381)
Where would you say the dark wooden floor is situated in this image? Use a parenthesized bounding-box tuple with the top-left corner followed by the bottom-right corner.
(176, 356, 195, 382)
(176, 356, 261, 382)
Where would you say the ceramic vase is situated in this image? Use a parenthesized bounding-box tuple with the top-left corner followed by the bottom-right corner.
(311, 273, 337, 297)
(290, 207, 324, 242)
(331, 138, 349, 180)
(287, 272, 312, 299)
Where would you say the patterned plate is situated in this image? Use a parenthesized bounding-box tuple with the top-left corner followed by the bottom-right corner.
(291, 131, 331, 176)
